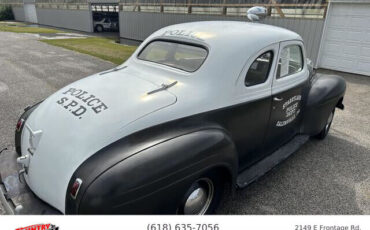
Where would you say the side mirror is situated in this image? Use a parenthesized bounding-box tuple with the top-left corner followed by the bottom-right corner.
(247, 6, 267, 22)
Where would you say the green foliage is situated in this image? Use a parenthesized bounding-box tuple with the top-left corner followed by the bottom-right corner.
(0, 5, 14, 21)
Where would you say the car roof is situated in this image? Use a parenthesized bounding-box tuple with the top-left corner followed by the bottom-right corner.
(151, 21, 302, 48)
(134, 21, 304, 85)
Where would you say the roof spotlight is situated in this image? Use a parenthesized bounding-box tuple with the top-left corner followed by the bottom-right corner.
(247, 6, 267, 22)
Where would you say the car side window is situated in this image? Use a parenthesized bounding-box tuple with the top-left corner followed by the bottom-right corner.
(245, 51, 273, 86)
(277, 45, 303, 79)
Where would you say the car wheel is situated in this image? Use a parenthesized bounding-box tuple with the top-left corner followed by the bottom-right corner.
(315, 110, 335, 140)
(95, 25, 103, 33)
(177, 171, 225, 215)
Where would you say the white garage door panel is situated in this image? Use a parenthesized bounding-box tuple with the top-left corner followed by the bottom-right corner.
(321, 57, 352, 69)
(319, 3, 370, 75)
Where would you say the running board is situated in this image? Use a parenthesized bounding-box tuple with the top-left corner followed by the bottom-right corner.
(237, 135, 309, 188)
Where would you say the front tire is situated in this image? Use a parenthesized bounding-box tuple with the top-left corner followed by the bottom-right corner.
(315, 110, 335, 140)
(177, 171, 225, 215)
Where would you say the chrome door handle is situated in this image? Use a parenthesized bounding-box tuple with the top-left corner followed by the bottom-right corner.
(273, 97, 283, 101)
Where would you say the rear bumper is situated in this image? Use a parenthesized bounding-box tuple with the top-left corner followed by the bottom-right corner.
(0, 148, 61, 215)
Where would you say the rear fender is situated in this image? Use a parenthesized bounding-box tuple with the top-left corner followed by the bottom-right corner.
(66, 123, 238, 214)
(302, 74, 346, 135)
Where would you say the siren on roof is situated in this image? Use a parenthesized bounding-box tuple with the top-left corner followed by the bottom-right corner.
(247, 6, 267, 22)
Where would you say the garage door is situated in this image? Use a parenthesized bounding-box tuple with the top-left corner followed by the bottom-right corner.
(319, 3, 370, 76)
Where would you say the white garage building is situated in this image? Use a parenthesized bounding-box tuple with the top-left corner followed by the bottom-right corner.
(318, 0, 370, 75)
(7, 0, 370, 76)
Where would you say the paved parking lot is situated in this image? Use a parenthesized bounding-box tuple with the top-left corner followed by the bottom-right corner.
(0, 32, 369, 214)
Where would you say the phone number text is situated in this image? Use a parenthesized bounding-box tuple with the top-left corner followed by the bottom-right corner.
(147, 223, 220, 230)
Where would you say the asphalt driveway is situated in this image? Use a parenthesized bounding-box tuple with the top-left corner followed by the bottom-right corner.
(0, 32, 369, 214)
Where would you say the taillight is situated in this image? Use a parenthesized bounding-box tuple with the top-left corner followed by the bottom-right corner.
(16, 119, 24, 132)
(70, 178, 83, 199)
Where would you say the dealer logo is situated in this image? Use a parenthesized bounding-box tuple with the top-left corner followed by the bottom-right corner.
(16, 224, 59, 230)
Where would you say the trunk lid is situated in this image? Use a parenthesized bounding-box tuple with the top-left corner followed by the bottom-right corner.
(20, 69, 177, 213)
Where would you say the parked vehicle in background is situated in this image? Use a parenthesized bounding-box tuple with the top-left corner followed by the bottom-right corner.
(93, 17, 118, 32)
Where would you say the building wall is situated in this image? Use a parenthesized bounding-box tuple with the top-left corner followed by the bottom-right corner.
(36, 8, 93, 32)
(24, 3, 38, 23)
(89, 0, 120, 3)
(317, 1, 370, 75)
(12, 6, 25, 21)
(119, 12, 324, 64)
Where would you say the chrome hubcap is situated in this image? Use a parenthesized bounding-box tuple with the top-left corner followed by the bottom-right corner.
(183, 178, 214, 215)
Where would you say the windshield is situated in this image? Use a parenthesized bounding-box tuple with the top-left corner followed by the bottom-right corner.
(138, 40, 208, 72)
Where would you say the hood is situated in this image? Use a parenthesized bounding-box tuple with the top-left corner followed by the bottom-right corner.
(21, 68, 177, 213)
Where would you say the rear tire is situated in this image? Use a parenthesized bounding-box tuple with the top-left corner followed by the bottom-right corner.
(95, 25, 103, 33)
(177, 171, 226, 215)
(315, 110, 335, 140)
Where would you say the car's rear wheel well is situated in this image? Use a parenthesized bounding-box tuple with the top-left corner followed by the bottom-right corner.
(206, 165, 234, 197)
(209, 166, 232, 183)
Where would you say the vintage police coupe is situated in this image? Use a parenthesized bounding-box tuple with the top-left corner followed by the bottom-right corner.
(14, 21, 346, 214)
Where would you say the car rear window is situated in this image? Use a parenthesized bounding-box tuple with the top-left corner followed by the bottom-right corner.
(138, 40, 208, 72)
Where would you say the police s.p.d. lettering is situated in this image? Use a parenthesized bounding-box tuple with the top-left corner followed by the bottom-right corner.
(56, 88, 108, 119)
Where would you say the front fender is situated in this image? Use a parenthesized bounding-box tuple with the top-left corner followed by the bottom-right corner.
(66, 125, 238, 214)
(302, 74, 346, 135)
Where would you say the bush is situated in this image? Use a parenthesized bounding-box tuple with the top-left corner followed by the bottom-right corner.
(0, 5, 14, 21)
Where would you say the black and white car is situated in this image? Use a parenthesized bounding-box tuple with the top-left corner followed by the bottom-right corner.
(14, 21, 346, 214)
(94, 17, 118, 32)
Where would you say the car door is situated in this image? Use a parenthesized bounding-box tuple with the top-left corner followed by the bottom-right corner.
(233, 43, 279, 170)
(263, 40, 309, 154)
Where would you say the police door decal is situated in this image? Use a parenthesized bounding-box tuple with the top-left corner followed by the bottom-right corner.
(276, 95, 301, 127)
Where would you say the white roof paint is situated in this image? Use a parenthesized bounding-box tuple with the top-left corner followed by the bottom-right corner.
(147, 21, 302, 55)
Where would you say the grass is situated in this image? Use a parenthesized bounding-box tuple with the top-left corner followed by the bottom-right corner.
(0, 22, 62, 33)
(0, 21, 25, 26)
(0, 21, 136, 64)
(41, 37, 137, 64)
